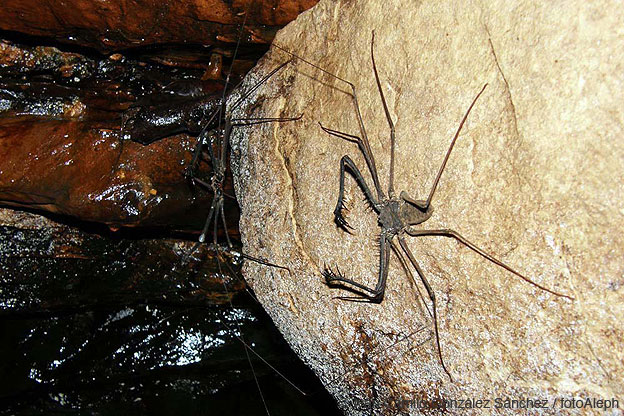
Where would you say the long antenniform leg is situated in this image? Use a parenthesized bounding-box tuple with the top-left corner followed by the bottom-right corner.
(396, 226, 573, 381)
(405, 228, 573, 299)
(273, 42, 385, 202)
(186, 59, 294, 180)
(390, 240, 433, 319)
(192, 113, 302, 248)
(404, 81, 572, 300)
(181, 15, 306, 415)
(322, 30, 399, 201)
(369, 31, 397, 199)
(423, 84, 487, 210)
(319, 124, 386, 202)
(212, 237, 306, 416)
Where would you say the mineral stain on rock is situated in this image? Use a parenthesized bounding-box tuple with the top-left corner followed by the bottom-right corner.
(0, 116, 221, 229)
(0, 0, 318, 51)
(0, 37, 239, 231)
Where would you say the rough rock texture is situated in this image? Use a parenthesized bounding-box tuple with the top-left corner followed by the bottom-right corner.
(0, 0, 317, 51)
(0, 117, 221, 230)
(0, 40, 241, 231)
(231, 0, 623, 414)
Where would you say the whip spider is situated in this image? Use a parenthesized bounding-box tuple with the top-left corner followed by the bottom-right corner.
(307, 32, 574, 381)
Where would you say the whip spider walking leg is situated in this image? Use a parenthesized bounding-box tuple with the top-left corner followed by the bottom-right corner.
(186, 60, 301, 272)
(320, 32, 573, 381)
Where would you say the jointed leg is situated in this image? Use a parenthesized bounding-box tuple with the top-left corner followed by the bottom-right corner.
(187, 111, 221, 179)
(272, 43, 384, 201)
(398, 236, 453, 381)
(219, 119, 230, 171)
(424, 84, 488, 210)
(323, 234, 390, 302)
(228, 59, 293, 112)
(198, 197, 217, 244)
(188, 59, 294, 181)
(212, 196, 221, 248)
(390, 240, 432, 319)
(399, 191, 428, 211)
(212, 240, 305, 413)
(218, 197, 232, 248)
(230, 114, 303, 127)
(334, 155, 380, 231)
(193, 114, 301, 248)
(405, 228, 573, 300)
(185, 196, 217, 256)
(369, 31, 396, 199)
(187, 130, 209, 181)
(319, 124, 385, 201)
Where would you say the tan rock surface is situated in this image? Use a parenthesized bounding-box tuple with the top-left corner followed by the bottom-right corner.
(231, 0, 623, 414)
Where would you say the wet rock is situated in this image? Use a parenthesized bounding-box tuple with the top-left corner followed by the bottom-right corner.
(0, 207, 244, 311)
(0, 40, 93, 77)
(0, 208, 337, 415)
(232, 0, 623, 414)
(0, 116, 237, 230)
(0, 39, 242, 232)
(0, 0, 318, 52)
(0, 39, 225, 120)
(0, 39, 245, 234)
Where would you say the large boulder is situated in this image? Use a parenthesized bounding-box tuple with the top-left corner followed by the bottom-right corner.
(231, 0, 623, 414)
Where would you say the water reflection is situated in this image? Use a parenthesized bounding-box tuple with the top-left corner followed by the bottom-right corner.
(0, 218, 338, 415)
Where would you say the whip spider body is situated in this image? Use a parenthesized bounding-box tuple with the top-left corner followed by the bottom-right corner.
(317, 33, 573, 381)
